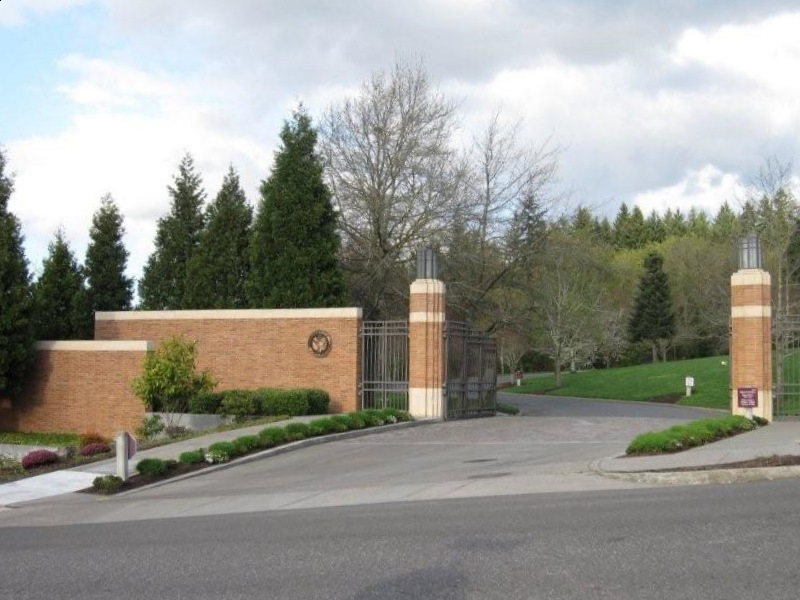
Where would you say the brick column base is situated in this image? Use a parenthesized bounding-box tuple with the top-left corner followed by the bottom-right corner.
(408, 279, 446, 419)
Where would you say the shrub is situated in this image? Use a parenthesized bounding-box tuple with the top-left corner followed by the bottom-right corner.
(308, 418, 340, 436)
(189, 391, 225, 415)
(21, 449, 59, 470)
(330, 415, 355, 432)
(179, 449, 206, 464)
(626, 414, 765, 455)
(79, 442, 110, 457)
(258, 427, 288, 448)
(92, 475, 124, 495)
(233, 435, 261, 454)
(79, 432, 108, 448)
(136, 458, 172, 477)
(219, 390, 260, 419)
(305, 389, 330, 414)
(207, 441, 238, 462)
(132, 336, 216, 412)
(256, 388, 309, 417)
(0, 456, 24, 476)
(347, 412, 368, 429)
(165, 425, 189, 439)
(360, 410, 385, 427)
(136, 414, 165, 440)
(284, 422, 312, 441)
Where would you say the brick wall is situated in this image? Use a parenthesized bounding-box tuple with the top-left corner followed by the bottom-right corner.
(1, 341, 150, 437)
(95, 308, 362, 414)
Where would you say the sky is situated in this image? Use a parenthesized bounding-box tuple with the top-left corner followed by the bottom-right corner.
(2, 0, 800, 283)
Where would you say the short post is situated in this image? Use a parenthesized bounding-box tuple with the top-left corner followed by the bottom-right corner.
(116, 433, 129, 481)
(685, 376, 694, 397)
(515, 370, 523, 387)
(115, 432, 137, 481)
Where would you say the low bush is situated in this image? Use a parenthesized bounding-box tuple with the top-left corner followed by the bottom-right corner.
(207, 441, 238, 463)
(0, 456, 24, 476)
(137, 414, 165, 440)
(233, 435, 260, 454)
(92, 475, 124, 495)
(21, 449, 59, 470)
(179, 449, 206, 464)
(79, 432, 108, 448)
(308, 418, 340, 436)
(79, 442, 110, 457)
(219, 390, 260, 419)
(284, 422, 312, 441)
(256, 388, 309, 417)
(165, 425, 189, 439)
(627, 415, 764, 455)
(347, 412, 368, 429)
(306, 389, 330, 415)
(258, 427, 288, 448)
(189, 391, 225, 415)
(136, 458, 173, 477)
(330, 415, 356, 431)
(360, 410, 385, 427)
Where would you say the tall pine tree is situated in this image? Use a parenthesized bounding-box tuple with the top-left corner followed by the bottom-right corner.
(32, 230, 92, 340)
(0, 148, 35, 397)
(248, 109, 347, 308)
(184, 166, 252, 308)
(85, 194, 133, 312)
(139, 154, 206, 309)
(628, 252, 675, 363)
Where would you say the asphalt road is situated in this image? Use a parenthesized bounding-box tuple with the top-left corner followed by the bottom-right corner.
(2, 480, 800, 599)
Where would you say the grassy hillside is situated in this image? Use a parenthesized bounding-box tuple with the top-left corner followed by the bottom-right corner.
(509, 356, 730, 410)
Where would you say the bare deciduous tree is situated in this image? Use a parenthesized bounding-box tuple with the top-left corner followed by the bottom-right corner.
(320, 59, 465, 318)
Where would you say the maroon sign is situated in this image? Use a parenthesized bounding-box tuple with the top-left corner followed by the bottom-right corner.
(514, 370, 523, 381)
(738, 387, 758, 408)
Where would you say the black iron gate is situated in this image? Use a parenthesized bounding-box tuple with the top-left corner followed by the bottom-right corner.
(361, 321, 409, 410)
(444, 321, 497, 419)
(774, 314, 800, 418)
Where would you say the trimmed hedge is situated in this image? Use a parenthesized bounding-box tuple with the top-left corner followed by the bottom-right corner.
(626, 415, 760, 455)
(179, 449, 206, 464)
(136, 458, 177, 477)
(194, 387, 330, 418)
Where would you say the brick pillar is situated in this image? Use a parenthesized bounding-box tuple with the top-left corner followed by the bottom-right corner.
(730, 269, 773, 421)
(408, 278, 446, 419)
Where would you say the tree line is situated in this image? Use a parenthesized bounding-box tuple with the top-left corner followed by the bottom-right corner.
(2, 59, 799, 397)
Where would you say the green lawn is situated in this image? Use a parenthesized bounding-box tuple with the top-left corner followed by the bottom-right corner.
(509, 355, 730, 410)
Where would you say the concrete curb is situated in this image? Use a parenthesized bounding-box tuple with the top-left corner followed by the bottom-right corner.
(111, 419, 436, 498)
(590, 457, 800, 486)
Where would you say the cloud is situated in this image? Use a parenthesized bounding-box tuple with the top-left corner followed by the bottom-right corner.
(0, 0, 92, 26)
(632, 165, 744, 217)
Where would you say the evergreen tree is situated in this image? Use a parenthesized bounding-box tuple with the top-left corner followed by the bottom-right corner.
(645, 211, 666, 244)
(184, 166, 252, 308)
(613, 203, 631, 248)
(712, 202, 740, 241)
(32, 231, 92, 340)
(663, 208, 688, 237)
(248, 108, 347, 308)
(139, 154, 206, 309)
(0, 148, 35, 397)
(507, 187, 547, 270)
(85, 194, 133, 312)
(628, 252, 676, 363)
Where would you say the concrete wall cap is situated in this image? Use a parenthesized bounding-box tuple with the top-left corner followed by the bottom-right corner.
(35, 340, 155, 352)
(96, 307, 363, 321)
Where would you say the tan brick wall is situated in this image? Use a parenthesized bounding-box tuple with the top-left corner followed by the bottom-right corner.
(95, 311, 361, 413)
(409, 321, 445, 388)
(731, 284, 771, 307)
(410, 291, 446, 313)
(9, 348, 147, 436)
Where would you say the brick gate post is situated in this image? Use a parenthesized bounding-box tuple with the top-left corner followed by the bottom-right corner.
(408, 247, 446, 420)
(731, 233, 773, 421)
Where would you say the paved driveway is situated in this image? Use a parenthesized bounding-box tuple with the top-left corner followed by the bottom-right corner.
(0, 394, 718, 528)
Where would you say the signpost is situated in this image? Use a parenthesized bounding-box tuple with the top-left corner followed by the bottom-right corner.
(685, 376, 695, 397)
(514, 370, 523, 387)
(116, 432, 137, 482)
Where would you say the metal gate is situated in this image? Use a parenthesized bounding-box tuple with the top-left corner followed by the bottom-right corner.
(774, 314, 800, 418)
(444, 321, 497, 419)
(361, 321, 409, 410)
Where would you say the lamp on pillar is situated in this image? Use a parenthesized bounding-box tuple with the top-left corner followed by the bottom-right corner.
(738, 232, 763, 270)
(416, 246, 438, 279)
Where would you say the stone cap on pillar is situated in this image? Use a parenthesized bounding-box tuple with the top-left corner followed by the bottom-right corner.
(416, 246, 439, 280)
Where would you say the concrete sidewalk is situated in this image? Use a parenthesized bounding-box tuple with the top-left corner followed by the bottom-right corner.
(0, 415, 320, 506)
(596, 421, 800, 484)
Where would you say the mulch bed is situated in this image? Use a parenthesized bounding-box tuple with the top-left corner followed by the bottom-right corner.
(81, 461, 209, 495)
(0, 452, 116, 484)
(649, 454, 800, 472)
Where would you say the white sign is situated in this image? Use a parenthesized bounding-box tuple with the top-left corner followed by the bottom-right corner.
(685, 376, 695, 388)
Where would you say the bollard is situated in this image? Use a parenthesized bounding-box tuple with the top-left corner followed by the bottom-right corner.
(116, 433, 129, 481)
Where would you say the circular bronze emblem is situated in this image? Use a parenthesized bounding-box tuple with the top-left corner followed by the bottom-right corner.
(308, 330, 332, 358)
